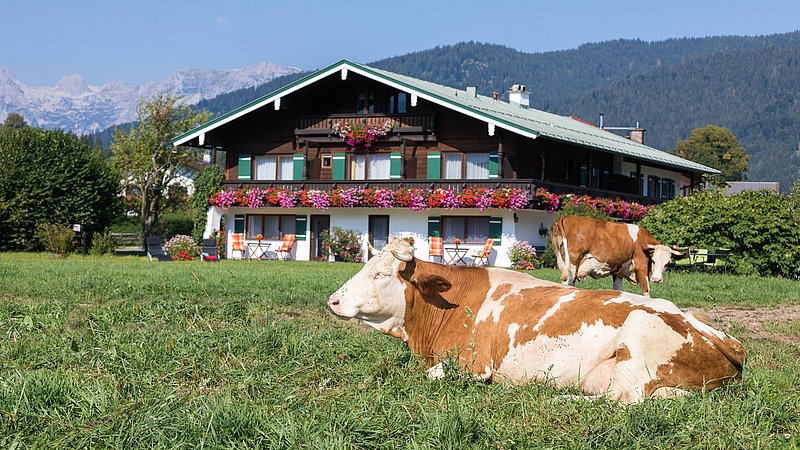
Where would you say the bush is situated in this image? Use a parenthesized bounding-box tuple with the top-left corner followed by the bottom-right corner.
(640, 190, 800, 277)
(321, 227, 362, 262)
(155, 213, 194, 240)
(0, 127, 120, 251)
(191, 166, 225, 243)
(164, 234, 198, 261)
(35, 224, 76, 257)
(89, 231, 115, 255)
(508, 241, 540, 270)
(540, 204, 611, 268)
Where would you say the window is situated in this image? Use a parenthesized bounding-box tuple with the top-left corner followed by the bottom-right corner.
(255, 155, 293, 181)
(350, 154, 390, 180)
(247, 215, 295, 240)
(368, 154, 390, 180)
(466, 153, 489, 179)
(350, 154, 366, 180)
(443, 152, 490, 179)
(647, 175, 661, 198)
(357, 91, 375, 114)
(662, 178, 676, 199)
(441, 216, 489, 243)
(444, 153, 462, 179)
(579, 163, 589, 187)
(389, 92, 408, 113)
(280, 157, 293, 181)
(322, 154, 332, 168)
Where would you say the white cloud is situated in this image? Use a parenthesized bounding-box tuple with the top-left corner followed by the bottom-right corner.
(214, 16, 231, 27)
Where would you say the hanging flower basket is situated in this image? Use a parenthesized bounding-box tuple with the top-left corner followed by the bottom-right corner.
(332, 120, 393, 151)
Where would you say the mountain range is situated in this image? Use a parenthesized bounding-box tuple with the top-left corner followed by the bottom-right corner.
(0, 61, 301, 134)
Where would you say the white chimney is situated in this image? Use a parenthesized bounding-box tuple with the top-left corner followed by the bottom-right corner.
(508, 84, 530, 107)
(466, 86, 477, 97)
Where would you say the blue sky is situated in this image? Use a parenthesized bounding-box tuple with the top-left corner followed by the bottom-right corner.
(3, 0, 800, 86)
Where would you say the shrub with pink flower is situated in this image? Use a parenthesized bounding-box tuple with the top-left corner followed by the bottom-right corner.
(164, 234, 198, 261)
(508, 240, 539, 270)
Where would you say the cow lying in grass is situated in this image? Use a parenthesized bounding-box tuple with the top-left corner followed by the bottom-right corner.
(551, 215, 685, 296)
(328, 239, 744, 404)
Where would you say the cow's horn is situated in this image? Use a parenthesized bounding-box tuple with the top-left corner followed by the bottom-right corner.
(368, 241, 381, 257)
(391, 249, 413, 262)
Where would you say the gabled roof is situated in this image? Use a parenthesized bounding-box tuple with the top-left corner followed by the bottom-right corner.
(173, 59, 718, 174)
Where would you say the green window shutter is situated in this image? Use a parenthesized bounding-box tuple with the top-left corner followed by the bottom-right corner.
(234, 215, 245, 233)
(488, 151, 499, 179)
(295, 215, 307, 241)
(427, 152, 441, 179)
(427, 216, 440, 238)
(238, 155, 252, 180)
(332, 154, 346, 180)
(488, 217, 502, 245)
(390, 152, 402, 179)
(292, 154, 305, 180)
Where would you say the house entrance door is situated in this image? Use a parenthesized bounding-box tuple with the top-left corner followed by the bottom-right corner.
(368, 215, 390, 259)
(310, 215, 330, 261)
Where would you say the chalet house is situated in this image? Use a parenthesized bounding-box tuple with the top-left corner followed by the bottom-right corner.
(172, 60, 717, 266)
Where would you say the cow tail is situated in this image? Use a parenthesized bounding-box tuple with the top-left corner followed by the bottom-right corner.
(551, 218, 569, 280)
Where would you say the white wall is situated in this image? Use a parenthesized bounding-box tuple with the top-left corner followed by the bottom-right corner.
(512, 209, 555, 249)
(620, 161, 684, 198)
(214, 206, 523, 267)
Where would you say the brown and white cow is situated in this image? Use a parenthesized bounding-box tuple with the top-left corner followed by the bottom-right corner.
(551, 215, 684, 296)
(328, 239, 744, 404)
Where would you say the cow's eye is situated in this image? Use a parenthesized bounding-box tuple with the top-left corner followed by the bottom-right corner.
(372, 272, 388, 280)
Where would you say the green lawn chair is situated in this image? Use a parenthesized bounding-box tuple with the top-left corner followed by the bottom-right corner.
(691, 248, 708, 271)
(670, 247, 692, 271)
(704, 248, 731, 274)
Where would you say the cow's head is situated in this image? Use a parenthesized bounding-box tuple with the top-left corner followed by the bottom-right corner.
(327, 238, 452, 335)
(644, 244, 684, 283)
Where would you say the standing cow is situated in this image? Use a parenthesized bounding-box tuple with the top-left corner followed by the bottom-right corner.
(328, 239, 744, 404)
(550, 215, 684, 296)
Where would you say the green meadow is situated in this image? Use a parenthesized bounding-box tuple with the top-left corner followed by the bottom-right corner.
(0, 253, 798, 449)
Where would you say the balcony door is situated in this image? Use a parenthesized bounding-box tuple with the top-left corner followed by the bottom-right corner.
(310, 215, 330, 261)
(368, 215, 390, 258)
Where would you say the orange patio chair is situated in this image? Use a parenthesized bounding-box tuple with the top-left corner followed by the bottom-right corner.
(231, 233, 246, 259)
(471, 238, 494, 266)
(275, 234, 296, 260)
(428, 236, 443, 263)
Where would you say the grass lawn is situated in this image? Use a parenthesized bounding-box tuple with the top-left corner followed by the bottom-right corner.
(0, 253, 798, 449)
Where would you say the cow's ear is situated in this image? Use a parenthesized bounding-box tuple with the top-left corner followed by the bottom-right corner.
(412, 273, 452, 296)
(642, 243, 657, 254)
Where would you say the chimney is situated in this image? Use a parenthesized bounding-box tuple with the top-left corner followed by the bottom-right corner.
(508, 84, 530, 107)
(466, 86, 477, 97)
(629, 128, 645, 144)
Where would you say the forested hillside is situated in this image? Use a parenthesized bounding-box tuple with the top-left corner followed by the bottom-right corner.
(553, 46, 800, 190)
(91, 32, 800, 189)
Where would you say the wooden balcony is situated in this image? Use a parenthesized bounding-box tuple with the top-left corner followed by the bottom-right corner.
(295, 113, 436, 142)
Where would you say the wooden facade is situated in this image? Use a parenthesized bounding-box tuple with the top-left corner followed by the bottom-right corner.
(199, 71, 699, 206)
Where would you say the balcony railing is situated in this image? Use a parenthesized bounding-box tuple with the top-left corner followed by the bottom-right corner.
(295, 113, 435, 138)
(222, 178, 660, 207)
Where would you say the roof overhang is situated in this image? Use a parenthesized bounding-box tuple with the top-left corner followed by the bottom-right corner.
(172, 59, 539, 147)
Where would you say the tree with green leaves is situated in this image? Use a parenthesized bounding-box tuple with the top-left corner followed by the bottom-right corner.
(0, 127, 119, 250)
(111, 95, 211, 237)
(1, 113, 28, 129)
(674, 125, 749, 181)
